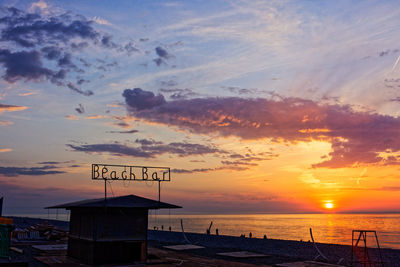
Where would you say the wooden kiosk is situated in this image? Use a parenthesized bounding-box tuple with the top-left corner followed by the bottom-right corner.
(46, 194, 181, 265)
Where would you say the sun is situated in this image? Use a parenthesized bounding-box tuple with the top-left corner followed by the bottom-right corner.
(324, 202, 334, 209)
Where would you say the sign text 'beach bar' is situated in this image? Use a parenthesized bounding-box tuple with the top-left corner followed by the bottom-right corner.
(91, 164, 171, 201)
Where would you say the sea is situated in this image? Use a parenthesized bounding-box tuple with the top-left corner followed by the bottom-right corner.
(148, 213, 400, 249)
(13, 212, 400, 249)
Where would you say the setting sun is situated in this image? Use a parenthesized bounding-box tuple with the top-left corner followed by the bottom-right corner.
(324, 202, 334, 209)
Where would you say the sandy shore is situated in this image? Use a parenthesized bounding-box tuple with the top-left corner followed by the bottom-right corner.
(8, 216, 400, 266)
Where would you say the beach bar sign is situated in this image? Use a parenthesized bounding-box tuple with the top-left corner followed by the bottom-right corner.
(92, 163, 170, 181)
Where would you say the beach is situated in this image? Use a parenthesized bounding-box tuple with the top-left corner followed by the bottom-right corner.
(148, 230, 400, 266)
(148, 213, 400, 249)
(4, 216, 400, 266)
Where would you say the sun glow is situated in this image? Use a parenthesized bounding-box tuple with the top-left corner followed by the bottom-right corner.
(324, 202, 334, 209)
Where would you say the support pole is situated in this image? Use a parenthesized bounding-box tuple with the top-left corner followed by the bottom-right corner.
(0, 197, 3, 217)
(158, 180, 161, 202)
(104, 179, 107, 200)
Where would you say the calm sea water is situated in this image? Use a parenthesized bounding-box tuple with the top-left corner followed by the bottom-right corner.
(12, 212, 400, 249)
(148, 213, 400, 249)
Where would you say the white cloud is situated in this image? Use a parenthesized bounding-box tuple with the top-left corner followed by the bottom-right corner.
(92, 16, 112, 26)
(29, 0, 50, 14)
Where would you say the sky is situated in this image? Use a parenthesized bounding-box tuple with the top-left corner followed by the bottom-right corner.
(1, 0, 400, 215)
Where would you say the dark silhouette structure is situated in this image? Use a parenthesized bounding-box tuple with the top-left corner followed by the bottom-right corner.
(351, 230, 384, 267)
(0, 197, 3, 217)
(46, 195, 181, 265)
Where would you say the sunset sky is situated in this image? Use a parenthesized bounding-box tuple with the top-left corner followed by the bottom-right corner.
(1, 0, 400, 215)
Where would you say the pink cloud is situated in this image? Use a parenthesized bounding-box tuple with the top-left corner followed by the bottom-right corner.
(123, 89, 400, 168)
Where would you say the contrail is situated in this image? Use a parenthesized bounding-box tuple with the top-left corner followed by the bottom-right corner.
(392, 55, 400, 72)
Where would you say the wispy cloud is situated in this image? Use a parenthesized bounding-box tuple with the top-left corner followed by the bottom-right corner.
(64, 114, 103, 120)
(86, 115, 103, 119)
(0, 103, 28, 114)
(0, 148, 12, 153)
(67, 139, 225, 158)
(0, 120, 13, 126)
(37, 161, 72, 165)
(0, 165, 65, 177)
(92, 16, 112, 26)
(159, 88, 198, 100)
(18, 91, 38, 97)
(64, 115, 79, 120)
(106, 129, 138, 134)
(172, 166, 247, 174)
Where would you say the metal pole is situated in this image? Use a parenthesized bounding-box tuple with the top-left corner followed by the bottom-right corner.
(158, 180, 161, 202)
(363, 232, 367, 266)
(351, 230, 354, 267)
(104, 179, 107, 200)
(0, 197, 3, 217)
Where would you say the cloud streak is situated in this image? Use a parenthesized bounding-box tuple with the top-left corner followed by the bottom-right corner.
(172, 166, 247, 174)
(0, 103, 28, 114)
(0, 120, 13, 126)
(106, 129, 138, 134)
(67, 139, 225, 158)
(0, 165, 65, 177)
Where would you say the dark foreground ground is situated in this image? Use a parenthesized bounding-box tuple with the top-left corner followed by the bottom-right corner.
(2, 217, 400, 266)
(148, 230, 400, 266)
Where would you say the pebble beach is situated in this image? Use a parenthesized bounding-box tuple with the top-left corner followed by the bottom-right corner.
(148, 230, 400, 266)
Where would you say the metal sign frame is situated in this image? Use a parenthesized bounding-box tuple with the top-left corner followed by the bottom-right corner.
(92, 164, 170, 181)
(91, 164, 171, 202)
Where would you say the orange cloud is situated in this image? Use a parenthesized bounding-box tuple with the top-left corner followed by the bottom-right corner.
(86, 115, 103, 119)
(65, 115, 79, 120)
(0, 120, 13, 126)
(0, 148, 12, 153)
(299, 128, 331, 133)
(0, 104, 28, 114)
(107, 102, 122, 108)
(65, 115, 104, 120)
